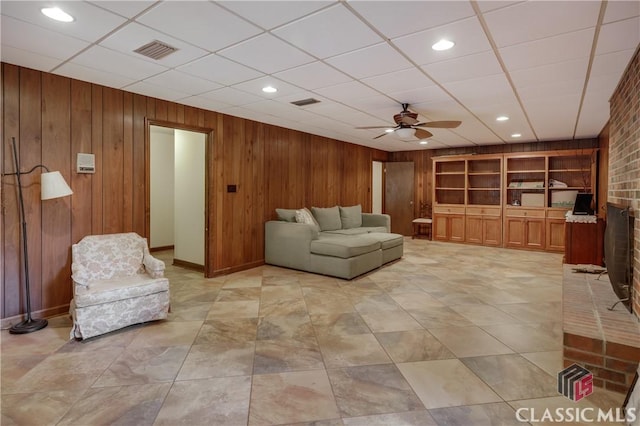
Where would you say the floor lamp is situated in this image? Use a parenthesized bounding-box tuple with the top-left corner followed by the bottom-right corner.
(3, 137, 73, 334)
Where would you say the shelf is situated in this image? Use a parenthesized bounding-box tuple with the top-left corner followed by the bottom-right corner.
(436, 187, 465, 191)
(468, 172, 500, 176)
(468, 188, 500, 191)
(549, 169, 590, 172)
(436, 172, 465, 176)
(550, 187, 587, 190)
(507, 170, 546, 173)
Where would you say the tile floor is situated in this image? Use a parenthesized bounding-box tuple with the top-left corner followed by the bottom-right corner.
(1, 239, 627, 425)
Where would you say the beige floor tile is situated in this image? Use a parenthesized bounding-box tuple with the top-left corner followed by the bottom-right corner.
(428, 326, 514, 357)
(482, 321, 562, 352)
(310, 312, 370, 337)
(249, 370, 339, 425)
(195, 318, 258, 344)
(375, 330, 455, 363)
(342, 410, 437, 426)
(254, 337, 324, 374)
(359, 309, 423, 333)
(317, 333, 391, 368)
(388, 291, 446, 311)
(428, 402, 522, 426)
(1, 389, 85, 425)
(522, 350, 564, 377)
(256, 314, 315, 341)
(206, 300, 260, 319)
(328, 364, 424, 417)
(450, 304, 523, 326)
(154, 376, 251, 425)
(128, 320, 202, 348)
(397, 359, 502, 409)
(177, 342, 255, 380)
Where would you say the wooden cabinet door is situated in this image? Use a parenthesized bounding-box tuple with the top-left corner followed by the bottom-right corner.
(433, 214, 449, 241)
(504, 217, 525, 248)
(450, 215, 465, 242)
(483, 216, 502, 246)
(546, 219, 565, 252)
(524, 219, 545, 249)
(465, 216, 483, 244)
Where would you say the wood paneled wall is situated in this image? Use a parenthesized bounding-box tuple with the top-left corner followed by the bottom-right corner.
(389, 138, 602, 219)
(1, 63, 388, 320)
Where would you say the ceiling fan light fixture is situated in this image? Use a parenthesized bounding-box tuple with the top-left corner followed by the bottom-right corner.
(41, 7, 74, 22)
(419, 140, 429, 145)
(395, 127, 415, 139)
(385, 128, 394, 133)
(432, 39, 454, 51)
(496, 115, 509, 121)
(511, 133, 522, 138)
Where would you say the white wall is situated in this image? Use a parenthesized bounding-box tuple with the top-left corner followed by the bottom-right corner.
(150, 126, 175, 249)
(372, 161, 383, 214)
(174, 129, 205, 266)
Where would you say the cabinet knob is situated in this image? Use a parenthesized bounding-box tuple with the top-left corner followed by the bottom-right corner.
(524, 212, 527, 216)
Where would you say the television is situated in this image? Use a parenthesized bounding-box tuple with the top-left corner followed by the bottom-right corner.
(603, 203, 634, 313)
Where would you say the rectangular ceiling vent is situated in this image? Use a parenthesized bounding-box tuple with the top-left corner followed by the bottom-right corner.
(290, 98, 320, 107)
(133, 40, 178, 60)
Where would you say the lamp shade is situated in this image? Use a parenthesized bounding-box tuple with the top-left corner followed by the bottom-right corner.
(41, 171, 73, 200)
(395, 127, 415, 140)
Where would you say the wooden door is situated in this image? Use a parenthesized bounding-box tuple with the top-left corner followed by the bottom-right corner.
(465, 216, 483, 244)
(385, 162, 415, 236)
(524, 219, 545, 249)
(449, 215, 465, 242)
(546, 219, 565, 252)
(433, 215, 449, 240)
(483, 216, 502, 246)
(504, 217, 525, 248)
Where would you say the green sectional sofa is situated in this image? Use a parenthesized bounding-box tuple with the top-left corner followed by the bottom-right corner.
(265, 205, 403, 279)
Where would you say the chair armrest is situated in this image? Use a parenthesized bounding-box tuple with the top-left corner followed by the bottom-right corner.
(71, 263, 90, 287)
(143, 253, 165, 278)
(361, 213, 391, 232)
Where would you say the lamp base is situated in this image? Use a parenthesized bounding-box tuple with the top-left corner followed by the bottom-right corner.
(9, 318, 48, 334)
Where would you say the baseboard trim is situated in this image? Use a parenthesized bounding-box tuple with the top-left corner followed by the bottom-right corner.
(173, 258, 205, 272)
(210, 260, 265, 277)
(150, 245, 174, 252)
(1, 304, 70, 330)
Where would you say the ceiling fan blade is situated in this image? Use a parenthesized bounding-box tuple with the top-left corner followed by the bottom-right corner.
(373, 132, 389, 140)
(415, 120, 462, 129)
(414, 128, 433, 139)
(400, 115, 419, 125)
(355, 126, 394, 129)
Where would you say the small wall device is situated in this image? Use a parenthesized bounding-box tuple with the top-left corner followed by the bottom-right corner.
(77, 153, 96, 173)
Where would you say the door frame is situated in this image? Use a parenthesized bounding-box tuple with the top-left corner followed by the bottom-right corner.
(145, 119, 215, 277)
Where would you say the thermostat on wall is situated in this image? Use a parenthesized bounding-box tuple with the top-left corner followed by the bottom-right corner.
(77, 153, 95, 173)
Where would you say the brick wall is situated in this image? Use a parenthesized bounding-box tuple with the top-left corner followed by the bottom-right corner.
(608, 46, 640, 318)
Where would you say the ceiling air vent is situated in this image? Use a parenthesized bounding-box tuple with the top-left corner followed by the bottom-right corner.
(133, 40, 178, 60)
(290, 98, 320, 107)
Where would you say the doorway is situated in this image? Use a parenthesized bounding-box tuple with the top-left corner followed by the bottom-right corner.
(150, 125, 206, 271)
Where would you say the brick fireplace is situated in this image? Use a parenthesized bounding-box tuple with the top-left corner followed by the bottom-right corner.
(608, 45, 640, 317)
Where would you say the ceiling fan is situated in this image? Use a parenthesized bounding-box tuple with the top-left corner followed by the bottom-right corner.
(356, 103, 461, 140)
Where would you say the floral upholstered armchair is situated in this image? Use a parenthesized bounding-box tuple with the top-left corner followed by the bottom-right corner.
(69, 232, 170, 339)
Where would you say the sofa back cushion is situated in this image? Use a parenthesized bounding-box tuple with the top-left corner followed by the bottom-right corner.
(339, 205, 363, 229)
(295, 208, 320, 231)
(311, 206, 342, 231)
(276, 208, 298, 222)
(73, 233, 145, 281)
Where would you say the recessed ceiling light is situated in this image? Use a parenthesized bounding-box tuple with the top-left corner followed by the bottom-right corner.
(41, 7, 74, 22)
(419, 140, 429, 145)
(385, 128, 394, 133)
(431, 39, 455, 51)
(262, 86, 277, 93)
(511, 133, 522, 138)
(496, 116, 509, 122)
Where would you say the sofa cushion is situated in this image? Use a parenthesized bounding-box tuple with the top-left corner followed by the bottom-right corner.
(276, 208, 298, 222)
(74, 275, 169, 308)
(295, 208, 320, 231)
(339, 205, 363, 229)
(310, 236, 380, 259)
(311, 206, 342, 231)
(367, 232, 404, 250)
(321, 228, 369, 236)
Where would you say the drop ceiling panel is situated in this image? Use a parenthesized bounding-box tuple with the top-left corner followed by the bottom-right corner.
(1, 1, 127, 42)
(325, 43, 413, 79)
(200, 87, 264, 106)
(575, 89, 610, 138)
(509, 58, 589, 89)
(137, 1, 262, 52)
(499, 28, 594, 71)
(144, 70, 222, 95)
(524, 95, 581, 140)
(56, 61, 136, 88)
(273, 4, 382, 58)
(88, 1, 156, 19)
(483, 1, 600, 48)
(346, 1, 475, 39)
(178, 54, 264, 86)
(99, 22, 209, 68)
(218, 33, 314, 74)
(443, 73, 518, 107)
(603, 0, 640, 24)
(273, 62, 352, 90)
(70, 45, 167, 81)
(422, 51, 503, 83)
(1, 16, 90, 62)
(361, 68, 436, 94)
(388, 84, 453, 105)
(218, 1, 335, 30)
(314, 81, 381, 103)
(231, 76, 305, 100)
(393, 17, 492, 66)
(1, 46, 63, 73)
(595, 17, 640, 55)
(124, 80, 191, 102)
(476, 1, 522, 13)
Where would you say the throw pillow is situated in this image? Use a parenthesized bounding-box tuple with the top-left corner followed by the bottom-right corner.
(295, 208, 320, 231)
(339, 205, 362, 229)
(276, 208, 297, 222)
(311, 206, 342, 231)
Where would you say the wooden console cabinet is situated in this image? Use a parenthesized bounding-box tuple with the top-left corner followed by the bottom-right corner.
(564, 219, 605, 265)
(432, 149, 597, 252)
